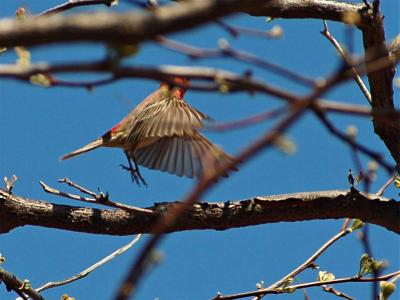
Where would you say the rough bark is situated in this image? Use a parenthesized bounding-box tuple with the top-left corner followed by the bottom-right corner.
(0, 188, 398, 235)
(360, 7, 400, 170)
(0, 0, 368, 48)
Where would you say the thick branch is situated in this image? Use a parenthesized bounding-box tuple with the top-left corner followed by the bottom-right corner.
(0, 188, 398, 235)
(244, 0, 365, 24)
(0, 267, 44, 300)
(360, 7, 400, 169)
(0, 0, 367, 48)
(0, 0, 255, 48)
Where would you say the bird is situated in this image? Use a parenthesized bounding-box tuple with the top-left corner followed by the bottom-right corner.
(61, 77, 236, 185)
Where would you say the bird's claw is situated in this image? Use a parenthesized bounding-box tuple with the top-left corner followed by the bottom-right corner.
(119, 164, 147, 187)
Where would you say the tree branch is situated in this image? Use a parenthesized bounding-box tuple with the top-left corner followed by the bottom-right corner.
(0, 267, 44, 300)
(0, 188, 398, 235)
(214, 271, 400, 300)
(360, 3, 400, 170)
(0, 0, 368, 48)
(244, 0, 366, 25)
(0, 0, 260, 48)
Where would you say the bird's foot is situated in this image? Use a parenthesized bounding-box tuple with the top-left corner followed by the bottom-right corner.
(120, 164, 147, 187)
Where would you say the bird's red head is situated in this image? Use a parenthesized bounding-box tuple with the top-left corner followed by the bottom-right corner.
(160, 76, 189, 98)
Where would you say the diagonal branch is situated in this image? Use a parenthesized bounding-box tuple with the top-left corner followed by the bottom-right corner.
(35, 234, 142, 292)
(214, 271, 400, 300)
(0, 267, 44, 300)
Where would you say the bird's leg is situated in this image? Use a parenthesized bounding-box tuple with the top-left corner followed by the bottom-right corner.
(132, 156, 147, 186)
(120, 158, 139, 184)
(120, 152, 147, 186)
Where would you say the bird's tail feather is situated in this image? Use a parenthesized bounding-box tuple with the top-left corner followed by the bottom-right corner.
(60, 138, 104, 160)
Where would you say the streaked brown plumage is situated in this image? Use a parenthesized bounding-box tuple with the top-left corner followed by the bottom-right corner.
(61, 77, 236, 184)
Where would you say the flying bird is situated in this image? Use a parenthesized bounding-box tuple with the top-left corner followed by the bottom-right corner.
(61, 77, 236, 185)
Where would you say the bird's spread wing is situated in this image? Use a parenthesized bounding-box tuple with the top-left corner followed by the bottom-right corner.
(126, 96, 208, 145)
(132, 133, 236, 178)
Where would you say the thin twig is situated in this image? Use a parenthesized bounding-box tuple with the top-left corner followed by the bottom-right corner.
(205, 106, 287, 132)
(157, 36, 316, 87)
(322, 285, 354, 300)
(49, 75, 118, 89)
(215, 20, 283, 39)
(321, 20, 372, 104)
(40, 0, 116, 16)
(58, 177, 99, 198)
(268, 229, 352, 290)
(376, 174, 396, 196)
(0, 53, 393, 104)
(36, 234, 142, 292)
(39, 180, 155, 215)
(359, 223, 380, 300)
(214, 271, 400, 300)
(313, 109, 395, 174)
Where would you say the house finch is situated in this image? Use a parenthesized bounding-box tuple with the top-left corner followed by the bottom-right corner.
(61, 77, 236, 185)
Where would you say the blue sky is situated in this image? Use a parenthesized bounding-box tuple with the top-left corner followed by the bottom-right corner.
(0, 1, 399, 299)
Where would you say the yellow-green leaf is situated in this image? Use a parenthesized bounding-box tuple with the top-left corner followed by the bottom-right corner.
(30, 73, 52, 87)
(380, 281, 396, 300)
(394, 176, 400, 189)
(318, 271, 335, 282)
(273, 135, 297, 155)
(61, 294, 76, 300)
(15, 47, 31, 67)
(350, 219, 364, 231)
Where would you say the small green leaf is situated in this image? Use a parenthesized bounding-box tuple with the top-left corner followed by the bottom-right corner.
(4, 174, 17, 193)
(148, 249, 164, 265)
(218, 83, 230, 93)
(217, 38, 229, 50)
(273, 135, 297, 155)
(214, 74, 231, 93)
(355, 170, 364, 183)
(19, 279, 31, 291)
(16, 7, 26, 20)
(30, 73, 52, 87)
(358, 254, 385, 277)
(61, 294, 76, 300)
(346, 125, 358, 140)
(281, 277, 293, 288)
(107, 43, 140, 60)
(318, 271, 335, 282)
(395, 77, 400, 89)
(255, 280, 264, 289)
(350, 219, 365, 231)
(268, 25, 283, 38)
(282, 286, 296, 293)
(380, 281, 396, 300)
(15, 47, 31, 67)
(394, 176, 400, 189)
(358, 254, 373, 277)
(372, 260, 385, 272)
